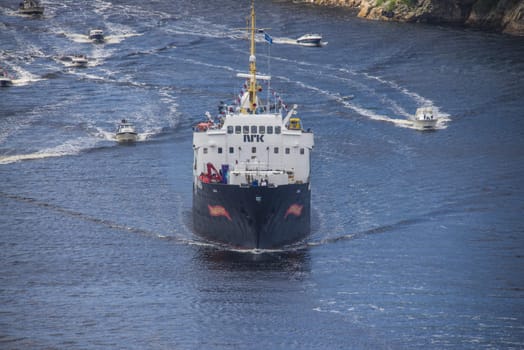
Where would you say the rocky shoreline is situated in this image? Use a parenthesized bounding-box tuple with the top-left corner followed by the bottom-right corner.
(299, 0, 524, 36)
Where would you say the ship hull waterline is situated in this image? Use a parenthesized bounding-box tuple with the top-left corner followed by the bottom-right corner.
(192, 181, 311, 250)
(116, 132, 137, 143)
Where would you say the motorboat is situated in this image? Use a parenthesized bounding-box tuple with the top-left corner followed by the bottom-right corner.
(296, 33, 322, 47)
(88, 29, 105, 43)
(412, 107, 438, 130)
(70, 54, 88, 67)
(0, 68, 13, 87)
(18, 0, 44, 15)
(116, 119, 138, 142)
(60, 54, 88, 67)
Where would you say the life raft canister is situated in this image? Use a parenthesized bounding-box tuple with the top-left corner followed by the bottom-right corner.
(288, 117, 302, 130)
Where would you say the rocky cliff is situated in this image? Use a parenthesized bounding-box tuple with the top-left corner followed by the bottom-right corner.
(304, 0, 524, 36)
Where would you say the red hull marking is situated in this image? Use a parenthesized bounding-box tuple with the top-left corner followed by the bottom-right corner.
(208, 204, 232, 221)
(285, 204, 303, 219)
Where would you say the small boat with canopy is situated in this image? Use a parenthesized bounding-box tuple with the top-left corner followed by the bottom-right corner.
(18, 0, 44, 15)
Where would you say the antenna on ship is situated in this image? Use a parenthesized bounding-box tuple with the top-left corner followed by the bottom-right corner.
(248, 0, 258, 114)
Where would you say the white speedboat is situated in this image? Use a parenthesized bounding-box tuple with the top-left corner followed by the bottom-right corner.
(88, 29, 105, 43)
(0, 69, 13, 87)
(412, 107, 437, 130)
(116, 119, 137, 142)
(60, 54, 89, 67)
(70, 54, 88, 67)
(18, 0, 44, 15)
(296, 33, 322, 47)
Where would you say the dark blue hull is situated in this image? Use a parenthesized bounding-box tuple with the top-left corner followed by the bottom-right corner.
(192, 182, 311, 249)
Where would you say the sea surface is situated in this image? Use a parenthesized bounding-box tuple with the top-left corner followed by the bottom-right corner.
(1, 0, 524, 349)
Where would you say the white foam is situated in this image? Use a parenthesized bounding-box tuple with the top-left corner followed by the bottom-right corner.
(358, 71, 430, 105)
(256, 56, 451, 130)
(158, 87, 181, 128)
(60, 29, 142, 45)
(104, 33, 142, 44)
(92, 127, 116, 142)
(0, 113, 40, 144)
(93, 0, 113, 15)
(8, 65, 44, 86)
(66, 70, 107, 82)
(287, 75, 414, 128)
(277, 64, 451, 130)
(0, 137, 98, 165)
(62, 33, 93, 44)
(0, 152, 62, 165)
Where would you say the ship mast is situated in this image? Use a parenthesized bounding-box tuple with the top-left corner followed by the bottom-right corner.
(248, 0, 258, 114)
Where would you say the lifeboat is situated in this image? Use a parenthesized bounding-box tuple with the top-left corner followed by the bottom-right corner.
(196, 121, 213, 132)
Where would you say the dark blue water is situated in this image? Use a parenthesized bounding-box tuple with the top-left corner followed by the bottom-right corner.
(1, 0, 523, 348)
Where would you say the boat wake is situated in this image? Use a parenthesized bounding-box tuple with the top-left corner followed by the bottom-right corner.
(176, 47, 451, 132)
(290, 65, 450, 130)
(1, 133, 175, 167)
(172, 51, 449, 131)
(249, 50, 450, 130)
(337, 96, 450, 131)
(336, 70, 451, 130)
(0, 191, 182, 240)
(0, 123, 169, 165)
(308, 217, 424, 248)
(0, 136, 103, 165)
(60, 31, 142, 44)
(6, 65, 44, 86)
(104, 33, 143, 44)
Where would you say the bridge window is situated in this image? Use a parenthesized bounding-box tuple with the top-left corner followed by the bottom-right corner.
(227, 126, 233, 134)
(274, 147, 279, 154)
(229, 147, 234, 154)
(243, 125, 249, 134)
(252, 147, 256, 154)
(203, 148, 208, 154)
(275, 126, 281, 134)
(300, 148, 304, 155)
(259, 125, 265, 134)
(251, 125, 257, 134)
(285, 148, 290, 154)
(235, 126, 241, 134)
(218, 147, 223, 154)
(267, 126, 273, 134)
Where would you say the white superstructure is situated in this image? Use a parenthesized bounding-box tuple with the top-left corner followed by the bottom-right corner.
(193, 103, 314, 187)
(412, 107, 438, 131)
(191, 0, 314, 249)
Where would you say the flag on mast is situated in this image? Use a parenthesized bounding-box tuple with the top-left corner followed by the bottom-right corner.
(264, 32, 273, 44)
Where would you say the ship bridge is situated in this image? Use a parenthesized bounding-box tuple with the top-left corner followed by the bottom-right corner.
(193, 106, 313, 187)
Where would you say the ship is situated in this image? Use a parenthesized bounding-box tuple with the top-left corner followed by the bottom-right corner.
(192, 1, 314, 249)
